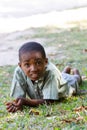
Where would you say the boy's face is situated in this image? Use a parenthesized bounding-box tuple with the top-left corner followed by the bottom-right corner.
(19, 51, 48, 81)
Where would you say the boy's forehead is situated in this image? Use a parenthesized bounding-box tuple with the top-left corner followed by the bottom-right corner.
(25, 58, 42, 64)
(21, 51, 44, 61)
(22, 50, 42, 56)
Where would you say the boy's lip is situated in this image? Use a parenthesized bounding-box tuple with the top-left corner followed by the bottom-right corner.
(30, 73, 40, 80)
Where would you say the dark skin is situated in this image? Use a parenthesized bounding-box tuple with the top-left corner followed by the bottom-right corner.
(6, 51, 58, 113)
(6, 98, 58, 113)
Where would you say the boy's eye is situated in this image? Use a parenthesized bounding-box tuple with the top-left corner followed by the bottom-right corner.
(36, 60, 43, 65)
(24, 63, 30, 67)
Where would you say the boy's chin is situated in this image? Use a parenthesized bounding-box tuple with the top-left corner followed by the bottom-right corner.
(27, 74, 42, 81)
(30, 76, 39, 81)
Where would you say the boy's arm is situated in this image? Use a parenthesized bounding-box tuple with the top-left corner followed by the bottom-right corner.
(20, 98, 57, 106)
(6, 98, 58, 113)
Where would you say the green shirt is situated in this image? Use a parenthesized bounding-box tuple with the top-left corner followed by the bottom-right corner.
(10, 62, 79, 99)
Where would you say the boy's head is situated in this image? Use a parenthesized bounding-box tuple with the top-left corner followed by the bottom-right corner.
(18, 42, 48, 81)
(19, 42, 46, 61)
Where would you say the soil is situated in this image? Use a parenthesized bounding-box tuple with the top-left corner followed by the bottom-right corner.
(0, 7, 87, 66)
(0, 30, 58, 66)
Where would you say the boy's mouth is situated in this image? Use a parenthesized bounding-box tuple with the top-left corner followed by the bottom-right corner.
(30, 73, 40, 81)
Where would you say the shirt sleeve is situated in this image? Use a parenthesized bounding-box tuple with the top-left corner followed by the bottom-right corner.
(10, 67, 27, 98)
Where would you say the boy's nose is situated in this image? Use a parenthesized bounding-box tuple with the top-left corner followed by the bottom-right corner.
(30, 64, 37, 71)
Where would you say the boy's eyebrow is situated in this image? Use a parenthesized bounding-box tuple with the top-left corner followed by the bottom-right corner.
(23, 58, 43, 62)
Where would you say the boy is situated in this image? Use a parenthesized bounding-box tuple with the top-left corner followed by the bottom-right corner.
(6, 42, 82, 113)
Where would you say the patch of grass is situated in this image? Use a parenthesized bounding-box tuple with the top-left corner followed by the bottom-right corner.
(1, 27, 87, 129)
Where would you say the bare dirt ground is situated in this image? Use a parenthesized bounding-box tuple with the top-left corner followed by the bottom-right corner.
(0, 7, 87, 66)
(0, 29, 58, 66)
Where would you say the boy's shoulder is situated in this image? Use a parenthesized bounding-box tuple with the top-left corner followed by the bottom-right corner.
(14, 66, 22, 73)
(14, 66, 26, 77)
(13, 66, 27, 81)
(46, 62, 61, 76)
(47, 62, 58, 71)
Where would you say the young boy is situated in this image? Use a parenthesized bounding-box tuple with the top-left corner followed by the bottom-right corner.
(6, 41, 82, 113)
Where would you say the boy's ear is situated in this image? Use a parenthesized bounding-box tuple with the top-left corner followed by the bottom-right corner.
(18, 62, 21, 67)
(45, 58, 48, 64)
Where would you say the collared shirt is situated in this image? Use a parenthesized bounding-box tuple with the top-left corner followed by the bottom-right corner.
(10, 62, 80, 99)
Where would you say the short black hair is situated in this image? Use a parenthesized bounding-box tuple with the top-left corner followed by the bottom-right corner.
(19, 41, 46, 61)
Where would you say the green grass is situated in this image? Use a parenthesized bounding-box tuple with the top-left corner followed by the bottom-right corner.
(0, 27, 87, 130)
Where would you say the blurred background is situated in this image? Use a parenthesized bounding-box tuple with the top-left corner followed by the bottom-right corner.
(0, 0, 87, 33)
(0, 0, 87, 66)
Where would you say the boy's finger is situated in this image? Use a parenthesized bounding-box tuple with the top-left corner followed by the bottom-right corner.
(7, 105, 16, 113)
(7, 105, 14, 112)
(6, 103, 14, 110)
(5, 102, 12, 106)
(13, 99, 22, 107)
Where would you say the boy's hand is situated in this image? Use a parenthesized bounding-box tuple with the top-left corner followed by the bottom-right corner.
(6, 98, 24, 113)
